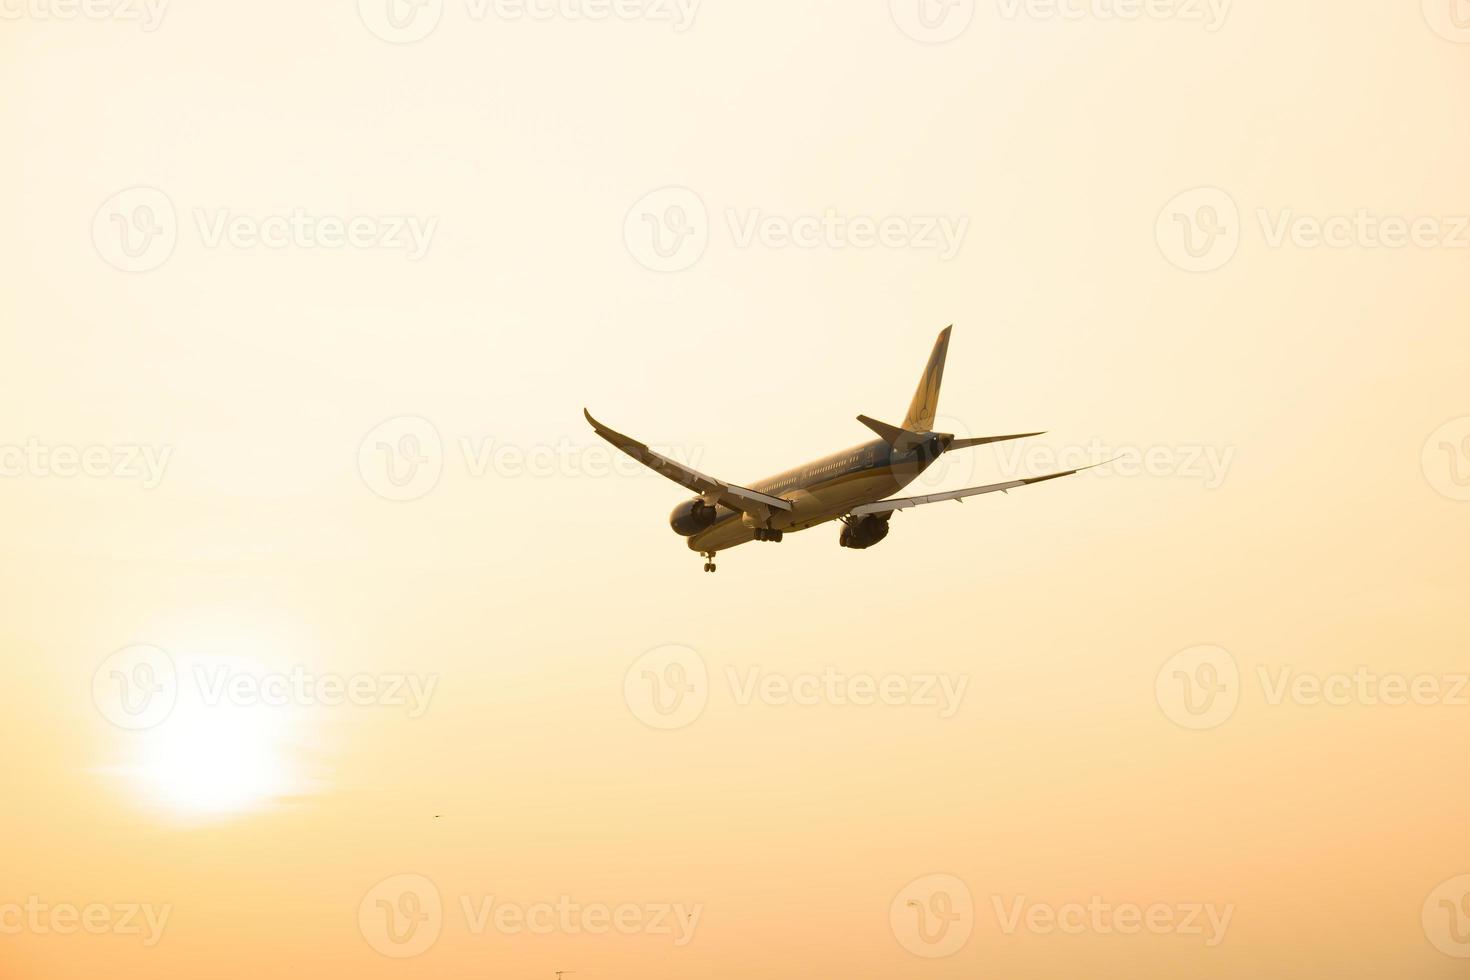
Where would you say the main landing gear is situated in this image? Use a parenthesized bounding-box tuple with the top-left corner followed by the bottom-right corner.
(701, 551, 717, 573)
(753, 529, 784, 542)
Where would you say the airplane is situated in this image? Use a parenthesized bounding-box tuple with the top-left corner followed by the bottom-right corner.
(584, 326, 1109, 573)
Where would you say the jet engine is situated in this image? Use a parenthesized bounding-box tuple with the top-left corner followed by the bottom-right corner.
(670, 498, 718, 536)
(839, 513, 891, 550)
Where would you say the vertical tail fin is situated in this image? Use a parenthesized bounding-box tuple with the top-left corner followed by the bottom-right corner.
(901, 326, 952, 432)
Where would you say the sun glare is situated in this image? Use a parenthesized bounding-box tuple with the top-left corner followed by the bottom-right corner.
(129, 703, 293, 818)
(106, 651, 307, 821)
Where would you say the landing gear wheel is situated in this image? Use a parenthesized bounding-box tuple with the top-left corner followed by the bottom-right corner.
(701, 552, 717, 573)
(754, 529, 785, 543)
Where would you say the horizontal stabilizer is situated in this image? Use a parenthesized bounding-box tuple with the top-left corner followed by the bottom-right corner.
(949, 431, 1046, 450)
(857, 415, 923, 452)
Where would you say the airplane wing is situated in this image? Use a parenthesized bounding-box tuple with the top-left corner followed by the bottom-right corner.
(848, 460, 1112, 516)
(584, 409, 792, 513)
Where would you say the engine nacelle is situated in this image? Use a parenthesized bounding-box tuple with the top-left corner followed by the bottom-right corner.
(670, 498, 718, 536)
(839, 513, 891, 550)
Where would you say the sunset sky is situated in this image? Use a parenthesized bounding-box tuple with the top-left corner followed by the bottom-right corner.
(3, 1, 1469, 977)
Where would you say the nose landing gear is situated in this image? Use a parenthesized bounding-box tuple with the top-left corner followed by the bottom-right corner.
(701, 551, 717, 573)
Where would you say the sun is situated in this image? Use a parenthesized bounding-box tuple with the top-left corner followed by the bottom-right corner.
(129, 703, 294, 818)
(109, 653, 306, 820)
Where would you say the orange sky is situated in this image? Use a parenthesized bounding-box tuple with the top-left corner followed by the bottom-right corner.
(3, 1, 1469, 977)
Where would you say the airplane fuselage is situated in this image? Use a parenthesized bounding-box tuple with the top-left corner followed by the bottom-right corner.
(684, 437, 939, 553)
